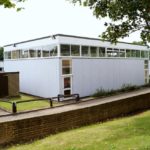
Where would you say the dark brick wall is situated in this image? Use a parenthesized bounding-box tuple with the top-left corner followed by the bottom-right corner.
(0, 93, 150, 145)
(8, 73, 19, 97)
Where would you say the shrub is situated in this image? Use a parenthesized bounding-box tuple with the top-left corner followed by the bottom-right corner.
(92, 84, 143, 98)
(92, 88, 116, 97)
(118, 84, 139, 92)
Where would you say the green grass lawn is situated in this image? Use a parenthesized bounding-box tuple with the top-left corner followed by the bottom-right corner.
(4, 110, 150, 150)
(0, 94, 60, 112)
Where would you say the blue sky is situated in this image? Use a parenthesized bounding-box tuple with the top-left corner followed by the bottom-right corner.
(0, 0, 141, 46)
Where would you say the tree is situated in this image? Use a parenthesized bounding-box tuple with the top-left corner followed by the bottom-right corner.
(0, 47, 4, 61)
(132, 41, 146, 46)
(70, 0, 150, 44)
(0, 0, 26, 11)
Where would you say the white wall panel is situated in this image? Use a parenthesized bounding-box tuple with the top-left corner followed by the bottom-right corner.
(0, 61, 3, 68)
(4, 58, 60, 98)
(72, 58, 144, 97)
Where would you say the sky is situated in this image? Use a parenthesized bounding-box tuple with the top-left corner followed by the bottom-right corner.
(0, 0, 141, 46)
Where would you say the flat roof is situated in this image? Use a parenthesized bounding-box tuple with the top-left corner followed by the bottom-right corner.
(4, 34, 148, 47)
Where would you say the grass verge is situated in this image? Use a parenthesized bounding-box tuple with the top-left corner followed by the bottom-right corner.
(0, 94, 60, 112)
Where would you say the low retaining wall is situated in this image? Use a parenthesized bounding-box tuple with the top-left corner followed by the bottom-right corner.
(0, 92, 150, 145)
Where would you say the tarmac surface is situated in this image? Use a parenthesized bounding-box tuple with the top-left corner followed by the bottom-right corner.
(0, 88, 150, 123)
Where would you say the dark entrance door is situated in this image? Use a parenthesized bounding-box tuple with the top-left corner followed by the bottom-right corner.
(0, 75, 8, 97)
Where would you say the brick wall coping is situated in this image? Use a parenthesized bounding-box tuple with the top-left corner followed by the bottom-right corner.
(0, 88, 150, 123)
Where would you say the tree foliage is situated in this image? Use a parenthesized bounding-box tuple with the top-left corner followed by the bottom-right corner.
(132, 41, 146, 46)
(70, 0, 150, 43)
(0, 0, 26, 11)
(0, 47, 4, 61)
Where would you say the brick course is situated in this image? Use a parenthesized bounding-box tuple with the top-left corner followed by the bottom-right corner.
(0, 92, 150, 146)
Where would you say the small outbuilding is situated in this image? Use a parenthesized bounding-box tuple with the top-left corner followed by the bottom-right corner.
(0, 72, 19, 98)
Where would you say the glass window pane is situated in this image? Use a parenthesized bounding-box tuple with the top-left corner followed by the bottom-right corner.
(81, 46, 89, 57)
(4, 51, 11, 59)
(99, 47, 105, 57)
(12, 51, 17, 59)
(64, 77, 71, 89)
(16, 50, 20, 59)
(64, 90, 71, 95)
(145, 70, 148, 77)
(144, 51, 148, 58)
(61, 44, 70, 56)
(120, 49, 125, 52)
(37, 50, 41, 57)
(42, 50, 50, 57)
(145, 78, 148, 84)
(107, 48, 112, 51)
(62, 68, 71, 74)
(145, 64, 148, 69)
(144, 60, 149, 69)
(107, 51, 113, 57)
(20, 50, 28, 58)
(12, 50, 20, 59)
(29, 49, 36, 57)
(126, 49, 131, 57)
(145, 60, 148, 64)
(114, 49, 119, 57)
(90, 47, 97, 57)
(50, 46, 57, 56)
(62, 60, 71, 67)
(141, 51, 145, 58)
(131, 50, 136, 57)
(107, 48, 113, 57)
(141, 51, 148, 58)
(113, 52, 119, 57)
(119, 49, 125, 57)
(71, 45, 80, 56)
(120, 52, 125, 57)
(62, 60, 72, 75)
(136, 50, 140, 58)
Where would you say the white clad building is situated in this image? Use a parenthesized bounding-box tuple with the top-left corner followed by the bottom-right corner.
(3, 34, 150, 98)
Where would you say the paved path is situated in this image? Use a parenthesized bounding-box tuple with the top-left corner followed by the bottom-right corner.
(0, 88, 150, 123)
(0, 109, 10, 116)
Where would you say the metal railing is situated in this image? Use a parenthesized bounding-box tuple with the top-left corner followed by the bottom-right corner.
(12, 98, 53, 113)
(57, 94, 80, 102)
(0, 94, 80, 114)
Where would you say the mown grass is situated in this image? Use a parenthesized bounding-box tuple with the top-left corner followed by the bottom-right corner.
(4, 110, 150, 150)
(0, 94, 59, 112)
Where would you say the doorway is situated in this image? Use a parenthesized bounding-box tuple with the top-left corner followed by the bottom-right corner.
(62, 59, 72, 95)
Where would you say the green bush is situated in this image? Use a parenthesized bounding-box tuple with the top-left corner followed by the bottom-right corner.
(118, 84, 139, 92)
(92, 84, 144, 98)
(92, 88, 116, 97)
